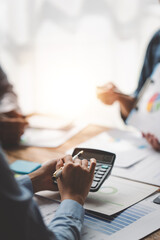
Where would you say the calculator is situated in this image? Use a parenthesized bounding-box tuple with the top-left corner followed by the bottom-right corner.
(72, 148, 116, 192)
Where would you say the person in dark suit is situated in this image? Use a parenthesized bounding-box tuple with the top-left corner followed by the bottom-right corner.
(97, 30, 160, 151)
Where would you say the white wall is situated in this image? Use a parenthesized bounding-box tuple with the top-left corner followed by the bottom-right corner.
(0, 0, 159, 127)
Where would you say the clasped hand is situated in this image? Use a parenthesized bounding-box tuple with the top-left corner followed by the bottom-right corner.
(97, 82, 119, 105)
(29, 155, 96, 205)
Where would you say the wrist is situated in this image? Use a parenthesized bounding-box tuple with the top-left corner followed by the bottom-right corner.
(61, 193, 85, 206)
(29, 170, 43, 193)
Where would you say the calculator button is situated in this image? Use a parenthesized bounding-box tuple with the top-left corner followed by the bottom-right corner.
(96, 163, 102, 167)
(94, 175, 101, 179)
(93, 178, 100, 182)
(101, 165, 109, 169)
(99, 168, 107, 172)
(91, 181, 98, 188)
(96, 174, 105, 178)
(97, 172, 104, 176)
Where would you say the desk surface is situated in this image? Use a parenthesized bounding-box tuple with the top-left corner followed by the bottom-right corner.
(5, 124, 160, 240)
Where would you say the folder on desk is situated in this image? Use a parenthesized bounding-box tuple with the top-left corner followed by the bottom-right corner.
(10, 160, 41, 174)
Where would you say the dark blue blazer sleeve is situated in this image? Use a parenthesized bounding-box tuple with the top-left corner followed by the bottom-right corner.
(0, 147, 53, 240)
(134, 30, 160, 97)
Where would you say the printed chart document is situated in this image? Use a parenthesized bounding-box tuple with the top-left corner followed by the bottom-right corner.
(35, 193, 160, 240)
(69, 128, 151, 168)
(84, 176, 157, 215)
(82, 193, 160, 240)
(127, 63, 160, 140)
(37, 176, 158, 216)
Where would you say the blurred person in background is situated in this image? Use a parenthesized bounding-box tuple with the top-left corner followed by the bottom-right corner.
(0, 65, 28, 147)
(97, 30, 160, 151)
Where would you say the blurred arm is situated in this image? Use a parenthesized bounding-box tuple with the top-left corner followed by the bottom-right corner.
(97, 83, 135, 120)
(117, 93, 135, 120)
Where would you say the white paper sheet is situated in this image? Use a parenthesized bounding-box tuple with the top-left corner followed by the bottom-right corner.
(36, 176, 158, 216)
(68, 128, 151, 168)
(20, 123, 86, 147)
(112, 150, 160, 186)
(34, 195, 59, 225)
(27, 114, 73, 130)
(84, 176, 158, 215)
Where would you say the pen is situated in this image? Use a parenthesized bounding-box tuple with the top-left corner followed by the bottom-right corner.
(52, 150, 84, 179)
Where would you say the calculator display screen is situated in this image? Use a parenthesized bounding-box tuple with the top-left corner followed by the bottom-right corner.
(73, 148, 115, 164)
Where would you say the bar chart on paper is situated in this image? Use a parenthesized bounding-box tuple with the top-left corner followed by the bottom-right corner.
(82, 194, 160, 240)
(83, 204, 154, 237)
(35, 193, 160, 240)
